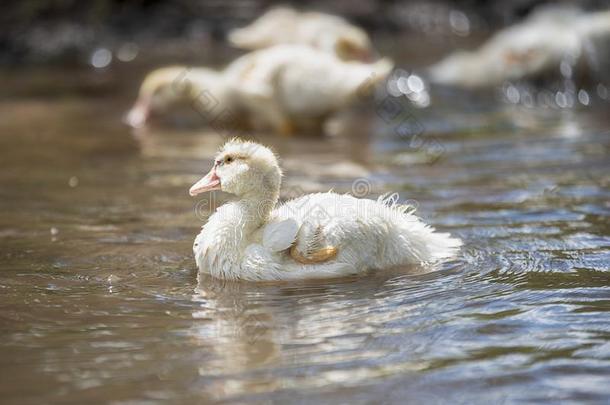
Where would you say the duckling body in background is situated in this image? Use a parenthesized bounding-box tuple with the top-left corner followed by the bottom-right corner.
(225, 45, 394, 134)
(127, 46, 391, 133)
(429, 7, 610, 88)
(229, 7, 374, 61)
(189, 139, 461, 281)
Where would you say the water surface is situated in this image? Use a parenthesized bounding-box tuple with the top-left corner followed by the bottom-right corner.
(1, 65, 609, 404)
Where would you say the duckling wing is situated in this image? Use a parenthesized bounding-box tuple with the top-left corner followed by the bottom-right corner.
(289, 221, 338, 264)
(262, 214, 338, 263)
(262, 218, 299, 252)
(296, 222, 324, 255)
(271, 193, 341, 264)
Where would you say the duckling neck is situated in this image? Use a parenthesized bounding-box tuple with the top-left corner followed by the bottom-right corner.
(210, 188, 279, 243)
(232, 196, 277, 231)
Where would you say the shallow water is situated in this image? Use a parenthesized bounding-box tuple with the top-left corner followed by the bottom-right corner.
(1, 65, 609, 404)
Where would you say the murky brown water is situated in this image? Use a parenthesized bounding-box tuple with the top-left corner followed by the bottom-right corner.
(1, 64, 609, 404)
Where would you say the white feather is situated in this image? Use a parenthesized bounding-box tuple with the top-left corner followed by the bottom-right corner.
(262, 218, 299, 252)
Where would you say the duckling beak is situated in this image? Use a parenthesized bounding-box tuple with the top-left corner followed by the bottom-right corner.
(189, 168, 221, 196)
(124, 100, 150, 129)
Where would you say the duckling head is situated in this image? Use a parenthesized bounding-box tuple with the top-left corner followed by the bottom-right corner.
(344, 57, 394, 99)
(189, 139, 282, 202)
(125, 66, 193, 128)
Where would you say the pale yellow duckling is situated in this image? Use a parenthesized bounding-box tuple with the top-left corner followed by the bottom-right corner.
(429, 7, 610, 88)
(228, 7, 374, 62)
(190, 139, 461, 281)
(127, 45, 391, 134)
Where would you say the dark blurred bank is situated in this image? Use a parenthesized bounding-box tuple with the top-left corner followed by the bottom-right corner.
(3, 0, 610, 66)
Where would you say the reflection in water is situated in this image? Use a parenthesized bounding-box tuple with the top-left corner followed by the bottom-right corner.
(188, 267, 463, 400)
(0, 65, 609, 403)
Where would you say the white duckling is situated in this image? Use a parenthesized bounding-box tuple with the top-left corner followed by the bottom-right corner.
(189, 139, 461, 281)
(429, 7, 610, 88)
(224, 45, 394, 134)
(228, 7, 374, 61)
(125, 66, 237, 128)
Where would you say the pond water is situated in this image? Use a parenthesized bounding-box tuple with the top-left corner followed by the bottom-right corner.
(0, 64, 609, 404)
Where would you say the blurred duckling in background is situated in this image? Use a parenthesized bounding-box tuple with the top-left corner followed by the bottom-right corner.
(127, 46, 393, 134)
(224, 45, 394, 135)
(228, 7, 374, 62)
(125, 66, 238, 129)
(429, 7, 610, 88)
